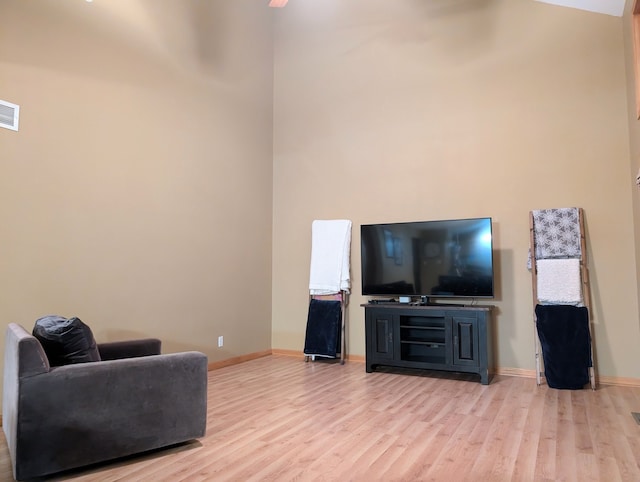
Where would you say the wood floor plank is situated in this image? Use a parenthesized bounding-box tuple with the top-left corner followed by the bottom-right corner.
(511, 378, 546, 481)
(534, 388, 559, 480)
(1, 355, 640, 481)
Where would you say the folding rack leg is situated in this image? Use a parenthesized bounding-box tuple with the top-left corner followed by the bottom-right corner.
(578, 209, 596, 390)
(529, 212, 543, 386)
(340, 291, 348, 365)
(534, 320, 542, 386)
(305, 294, 312, 363)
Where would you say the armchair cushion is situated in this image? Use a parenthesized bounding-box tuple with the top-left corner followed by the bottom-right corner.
(98, 338, 162, 360)
(32, 315, 101, 366)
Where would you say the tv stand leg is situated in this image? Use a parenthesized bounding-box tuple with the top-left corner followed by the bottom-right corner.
(480, 369, 490, 385)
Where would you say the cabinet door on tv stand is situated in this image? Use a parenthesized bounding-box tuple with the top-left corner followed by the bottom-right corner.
(365, 311, 395, 372)
(452, 314, 480, 367)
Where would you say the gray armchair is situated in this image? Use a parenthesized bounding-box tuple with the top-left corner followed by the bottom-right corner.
(2, 323, 208, 481)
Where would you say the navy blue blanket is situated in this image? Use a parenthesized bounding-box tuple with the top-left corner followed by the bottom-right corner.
(303, 299, 341, 358)
(535, 304, 591, 389)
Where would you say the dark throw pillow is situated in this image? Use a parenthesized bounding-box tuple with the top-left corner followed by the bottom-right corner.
(32, 315, 101, 366)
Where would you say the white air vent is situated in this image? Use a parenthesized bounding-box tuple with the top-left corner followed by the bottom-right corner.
(0, 99, 20, 131)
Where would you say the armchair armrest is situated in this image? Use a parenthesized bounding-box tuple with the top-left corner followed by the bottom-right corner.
(97, 338, 162, 360)
(14, 351, 207, 480)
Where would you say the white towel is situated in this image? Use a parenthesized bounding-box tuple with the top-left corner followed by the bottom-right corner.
(536, 258, 583, 306)
(309, 219, 352, 295)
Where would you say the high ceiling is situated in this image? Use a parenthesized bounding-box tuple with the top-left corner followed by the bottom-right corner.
(536, 0, 626, 16)
(268, 1, 627, 16)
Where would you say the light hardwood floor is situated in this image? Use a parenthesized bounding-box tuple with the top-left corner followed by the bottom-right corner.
(1, 355, 640, 481)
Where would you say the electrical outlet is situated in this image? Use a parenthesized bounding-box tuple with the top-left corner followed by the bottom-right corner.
(218, 336, 224, 348)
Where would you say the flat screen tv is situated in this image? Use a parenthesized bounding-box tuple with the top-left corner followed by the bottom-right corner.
(361, 217, 494, 301)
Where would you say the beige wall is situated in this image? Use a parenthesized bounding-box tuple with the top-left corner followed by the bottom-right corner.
(0, 1, 274, 362)
(272, 0, 640, 379)
(624, 2, 640, 338)
(1, 0, 638, 383)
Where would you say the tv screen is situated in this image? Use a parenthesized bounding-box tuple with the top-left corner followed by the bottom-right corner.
(361, 217, 494, 299)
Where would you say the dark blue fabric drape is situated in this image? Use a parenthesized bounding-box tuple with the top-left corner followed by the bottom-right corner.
(535, 304, 591, 389)
(304, 299, 341, 358)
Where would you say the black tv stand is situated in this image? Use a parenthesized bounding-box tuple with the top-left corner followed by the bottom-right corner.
(362, 303, 494, 384)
